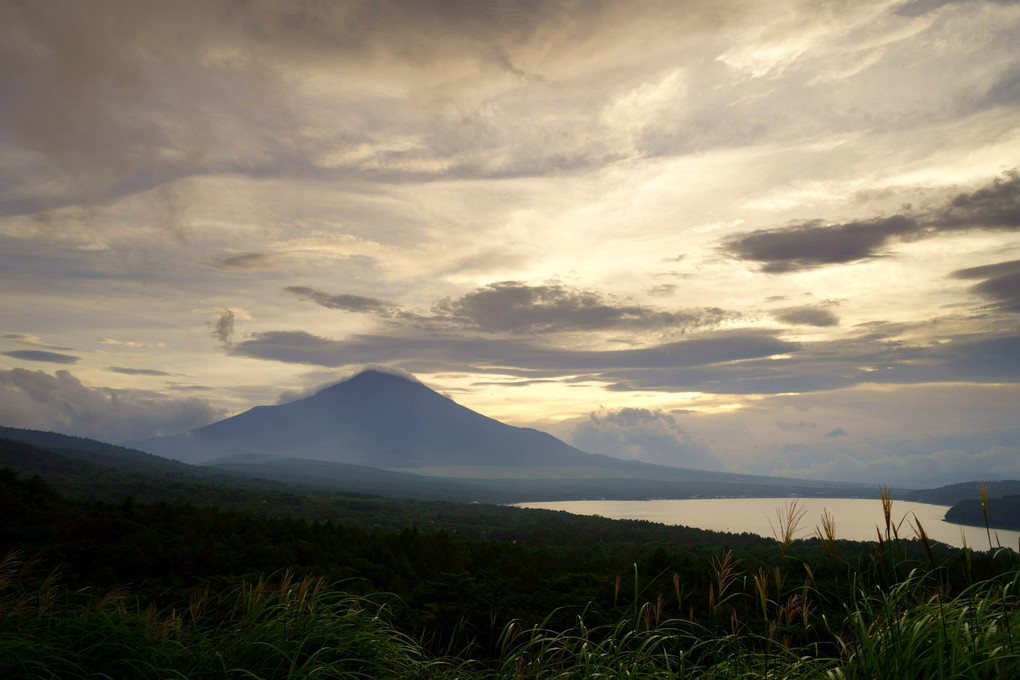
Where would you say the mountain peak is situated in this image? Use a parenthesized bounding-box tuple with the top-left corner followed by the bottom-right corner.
(346, 368, 419, 384)
(311, 368, 423, 397)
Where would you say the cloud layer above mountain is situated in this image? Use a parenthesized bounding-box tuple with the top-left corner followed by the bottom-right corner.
(2, 0, 1019, 486)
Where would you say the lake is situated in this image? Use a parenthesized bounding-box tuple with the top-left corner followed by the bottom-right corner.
(516, 497, 1020, 551)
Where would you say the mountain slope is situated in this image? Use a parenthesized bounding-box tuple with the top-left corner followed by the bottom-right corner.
(135, 370, 627, 468)
(0, 426, 197, 475)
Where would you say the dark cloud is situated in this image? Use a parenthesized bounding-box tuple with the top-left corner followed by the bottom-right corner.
(208, 309, 235, 348)
(286, 286, 395, 314)
(725, 216, 918, 273)
(603, 331, 1020, 394)
(167, 384, 214, 392)
(2, 350, 80, 364)
(952, 259, 1020, 312)
(228, 313, 1020, 396)
(726, 171, 1020, 273)
(107, 367, 172, 376)
(429, 281, 736, 333)
(603, 365, 858, 395)
(286, 280, 741, 334)
(647, 284, 678, 296)
(825, 427, 847, 437)
(0, 368, 224, 442)
(938, 169, 1020, 230)
(213, 253, 280, 271)
(229, 328, 798, 376)
(772, 306, 839, 327)
(570, 407, 723, 469)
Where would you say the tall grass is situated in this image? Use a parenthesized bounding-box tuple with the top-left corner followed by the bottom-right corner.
(0, 552, 445, 679)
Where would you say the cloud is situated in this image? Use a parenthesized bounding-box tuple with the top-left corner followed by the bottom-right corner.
(212, 253, 281, 271)
(725, 170, 1020, 273)
(286, 286, 395, 314)
(725, 215, 919, 273)
(825, 427, 847, 437)
(3, 334, 75, 351)
(937, 169, 1020, 230)
(227, 319, 1020, 396)
(597, 329, 1020, 395)
(569, 407, 723, 470)
(2, 350, 80, 364)
(208, 309, 235, 348)
(648, 284, 678, 296)
(0, 0, 686, 212)
(428, 281, 737, 334)
(951, 259, 1020, 312)
(4, 334, 45, 346)
(229, 328, 798, 377)
(773, 305, 839, 327)
(781, 443, 1020, 489)
(0, 368, 224, 442)
(894, 0, 955, 18)
(99, 338, 167, 349)
(284, 280, 740, 335)
(107, 366, 173, 376)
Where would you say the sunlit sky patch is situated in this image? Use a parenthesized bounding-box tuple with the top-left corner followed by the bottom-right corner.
(1, 0, 1018, 487)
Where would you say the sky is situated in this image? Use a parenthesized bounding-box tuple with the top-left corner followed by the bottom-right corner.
(1, 0, 1019, 488)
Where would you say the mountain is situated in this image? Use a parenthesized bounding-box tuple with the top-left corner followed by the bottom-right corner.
(130, 370, 877, 499)
(135, 370, 627, 468)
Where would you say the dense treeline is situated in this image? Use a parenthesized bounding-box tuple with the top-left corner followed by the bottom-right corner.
(1, 466, 786, 640)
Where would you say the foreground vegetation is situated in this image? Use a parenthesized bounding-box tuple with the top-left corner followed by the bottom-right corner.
(2, 546, 1017, 679)
(2, 465, 1018, 678)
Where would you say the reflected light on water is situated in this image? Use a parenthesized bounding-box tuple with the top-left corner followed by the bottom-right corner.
(516, 497, 1020, 551)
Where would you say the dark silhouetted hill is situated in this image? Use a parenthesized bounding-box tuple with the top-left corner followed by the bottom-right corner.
(944, 495, 1020, 531)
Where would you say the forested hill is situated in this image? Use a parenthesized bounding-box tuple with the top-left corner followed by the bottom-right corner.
(944, 495, 1020, 531)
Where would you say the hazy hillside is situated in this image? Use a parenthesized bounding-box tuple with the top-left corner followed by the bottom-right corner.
(3, 422, 878, 503)
(902, 480, 1020, 505)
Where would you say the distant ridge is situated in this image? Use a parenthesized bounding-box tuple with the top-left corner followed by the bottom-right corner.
(902, 480, 1020, 506)
(134, 370, 622, 468)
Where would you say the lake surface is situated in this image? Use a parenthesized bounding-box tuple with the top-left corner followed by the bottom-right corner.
(516, 498, 1020, 551)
